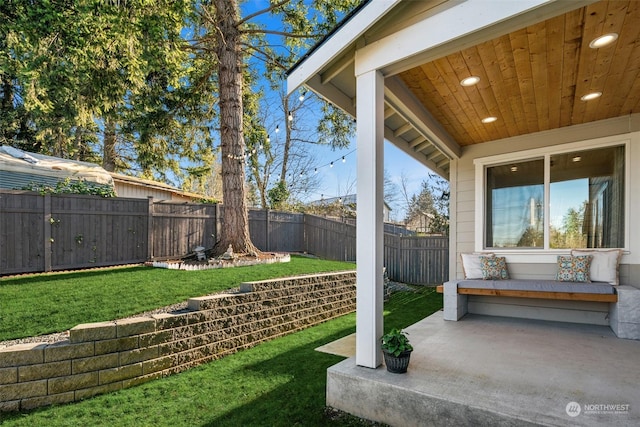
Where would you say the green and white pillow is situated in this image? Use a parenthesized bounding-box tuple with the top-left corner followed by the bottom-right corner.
(556, 255, 592, 282)
(480, 256, 509, 280)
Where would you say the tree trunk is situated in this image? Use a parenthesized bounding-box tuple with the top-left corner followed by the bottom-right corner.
(279, 94, 291, 181)
(212, 0, 260, 256)
(102, 119, 117, 172)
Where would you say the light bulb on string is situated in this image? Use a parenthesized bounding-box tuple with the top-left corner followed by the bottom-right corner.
(275, 125, 280, 133)
(266, 135, 270, 143)
(342, 156, 346, 163)
(299, 92, 305, 102)
(330, 162, 334, 168)
(288, 112, 293, 121)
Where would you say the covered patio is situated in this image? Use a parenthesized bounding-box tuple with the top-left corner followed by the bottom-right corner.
(288, 0, 639, 425)
(326, 312, 640, 426)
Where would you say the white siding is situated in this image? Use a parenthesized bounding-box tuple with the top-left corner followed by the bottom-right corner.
(451, 114, 640, 285)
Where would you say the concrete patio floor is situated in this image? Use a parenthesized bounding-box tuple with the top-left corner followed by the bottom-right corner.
(326, 312, 639, 426)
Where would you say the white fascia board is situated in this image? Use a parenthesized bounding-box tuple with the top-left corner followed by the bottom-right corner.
(286, 0, 401, 95)
(355, 0, 588, 77)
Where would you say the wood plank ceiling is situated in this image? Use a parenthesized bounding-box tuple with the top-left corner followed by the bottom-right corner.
(398, 0, 640, 147)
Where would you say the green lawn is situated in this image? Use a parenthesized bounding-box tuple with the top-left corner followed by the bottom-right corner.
(0, 258, 442, 427)
(0, 256, 355, 341)
(0, 284, 442, 426)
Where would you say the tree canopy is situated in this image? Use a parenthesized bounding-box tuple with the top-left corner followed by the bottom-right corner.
(1, 0, 363, 255)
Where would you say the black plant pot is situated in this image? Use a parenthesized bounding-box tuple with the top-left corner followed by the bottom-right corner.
(382, 349, 412, 373)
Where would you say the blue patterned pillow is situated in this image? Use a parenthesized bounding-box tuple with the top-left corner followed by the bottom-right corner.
(556, 255, 592, 282)
(480, 256, 509, 280)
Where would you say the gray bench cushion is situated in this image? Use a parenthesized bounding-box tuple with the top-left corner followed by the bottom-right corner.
(457, 279, 615, 294)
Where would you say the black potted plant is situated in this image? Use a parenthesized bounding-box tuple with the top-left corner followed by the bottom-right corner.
(380, 328, 413, 373)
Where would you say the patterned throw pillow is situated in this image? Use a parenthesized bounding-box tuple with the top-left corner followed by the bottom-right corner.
(480, 256, 509, 280)
(556, 255, 592, 282)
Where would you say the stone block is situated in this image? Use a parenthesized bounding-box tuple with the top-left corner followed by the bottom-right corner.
(188, 293, 237, 311)
(0, 343, 46, 368)
(443, 281, 468, 321)
(142, 355, 174, 375)
(94, 336, 138, 355)
(20, 391, 75, 411)
(116, 318, 156, 338)
(99, 363, 142, 385)
(72, 353, 119, 374)
(0, 399, 19, 412)
(139, 330, 173, 347)
(75, 381, 122, 401)
(0, 380, 47, 401)
(122, 372, 163, 389)
(609, 286, 640, 339)
(153, 312, 189, 330)
(119, 346, 159, 365)
(48, 372, 98, 394)
(70, 322, 117, 343)
(0, 368, 17, 385)
(45, 341, 94, 362)
(614, 287, 640, 322)
(18, 361, 71, 382)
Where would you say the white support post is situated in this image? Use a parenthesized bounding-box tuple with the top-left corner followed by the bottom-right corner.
(355, 69, 385, 368)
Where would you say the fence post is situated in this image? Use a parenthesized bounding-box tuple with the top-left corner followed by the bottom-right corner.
(215, 203, 222, 245)
(43, 194, 52, 272)
(147, 197, 154, 260)
(265, 209, 270, 251)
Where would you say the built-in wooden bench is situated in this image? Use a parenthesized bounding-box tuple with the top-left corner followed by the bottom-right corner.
(436, 284, 618, 302)
(439, 279, 619, 329)
(439, 279, 639, 340)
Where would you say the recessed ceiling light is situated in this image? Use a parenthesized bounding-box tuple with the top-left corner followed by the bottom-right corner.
(580, 92, 602, 101)
(481, 116, 497, 124)
(589, 33, 618, 49)
(460, 76, 480, 87)
(510, 166, 518, 172)
(572, 156, 582, 163)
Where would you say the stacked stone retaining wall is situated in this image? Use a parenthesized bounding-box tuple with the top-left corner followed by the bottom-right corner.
(0, 271, 356, 411)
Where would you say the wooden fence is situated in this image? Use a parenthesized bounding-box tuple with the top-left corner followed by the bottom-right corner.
(0, 191, 448, 284)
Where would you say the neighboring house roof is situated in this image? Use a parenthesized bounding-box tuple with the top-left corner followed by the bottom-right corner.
(0, 145, 204, 201)
(0, 145, 114, 190)
(309, 194, 392, 211)
(109, 173, 204, 201)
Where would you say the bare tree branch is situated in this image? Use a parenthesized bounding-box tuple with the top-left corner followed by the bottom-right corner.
(236, 0, 291, 27)
(241, 28, 324, 39)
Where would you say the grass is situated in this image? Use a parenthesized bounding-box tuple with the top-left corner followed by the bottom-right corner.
(0, 285, 442, 426)
(0, 256, 355, 341)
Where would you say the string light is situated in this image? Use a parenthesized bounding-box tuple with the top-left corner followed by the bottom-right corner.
(275, 125, 280, 133)
(287, 112, 293, 121)
(342, 156, 346, 163)
(299, 92, 305, 102)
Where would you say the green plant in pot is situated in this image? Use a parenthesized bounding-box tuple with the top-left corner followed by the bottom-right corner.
(381, 328, 413, 373)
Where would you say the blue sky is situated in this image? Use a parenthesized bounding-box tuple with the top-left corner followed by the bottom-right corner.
(240, 1, 433, 221)
(303, 141, 432, 221)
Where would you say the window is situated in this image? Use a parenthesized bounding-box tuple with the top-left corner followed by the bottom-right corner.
(482, 144, 625, 250)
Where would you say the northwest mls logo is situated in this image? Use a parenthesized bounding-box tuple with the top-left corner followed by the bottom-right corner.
(566, 402, 582, 417)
